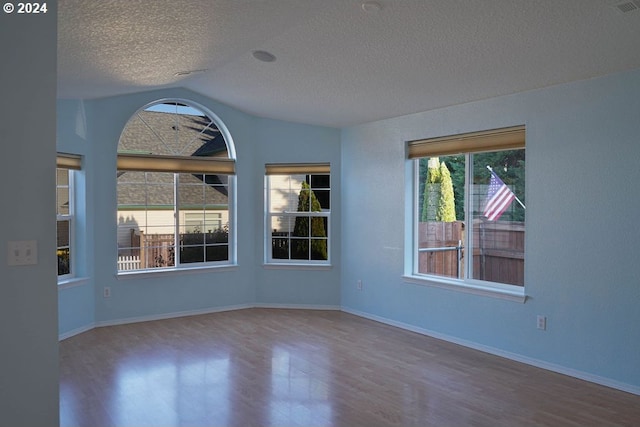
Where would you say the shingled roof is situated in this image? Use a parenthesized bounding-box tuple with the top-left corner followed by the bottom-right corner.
(117, 109, 230, 208)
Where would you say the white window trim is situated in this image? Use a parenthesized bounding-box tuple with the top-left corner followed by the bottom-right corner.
(404, 157, 527, 303)
(264, 172, 331, 266)
(58, 276, 90, 290)
(57, 168, 74, 282)
(262, 263, 333, 271)
(402, 274, 526, 303)
(116, 263, 239, 280)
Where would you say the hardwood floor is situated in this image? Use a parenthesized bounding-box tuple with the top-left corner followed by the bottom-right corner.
(60, 309, 640, 426)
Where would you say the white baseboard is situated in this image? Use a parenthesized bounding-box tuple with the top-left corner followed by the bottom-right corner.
(58, 324, 95, 341)
(341, 307, 640, 396)
(59, 303, 339, 340)
(94, 303, 254, 328)
(253, 303, 341, 311)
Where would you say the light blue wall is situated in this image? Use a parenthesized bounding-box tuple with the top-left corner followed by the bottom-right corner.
(57, 88, 341, 329)
(341, 68, 640, 391)
(253, 118, 341, 306)
(0, 6, 59, 426)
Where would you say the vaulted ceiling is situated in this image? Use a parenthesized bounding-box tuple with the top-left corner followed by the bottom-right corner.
(58, 0, 640, 128)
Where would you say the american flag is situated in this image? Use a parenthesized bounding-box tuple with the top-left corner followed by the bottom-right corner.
(483, 170, 515, 221)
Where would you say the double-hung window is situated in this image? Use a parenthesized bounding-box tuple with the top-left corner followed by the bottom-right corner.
(117, 100, 236, 272)
(408, 126, 525, 293)
(56, 153, 81, 279)
(265, 164, 331, 265)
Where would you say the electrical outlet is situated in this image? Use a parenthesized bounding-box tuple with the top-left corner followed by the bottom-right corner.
(536, 315, 547, 330)
(103, 287, 111, 298)
(356, 280, 363, 290)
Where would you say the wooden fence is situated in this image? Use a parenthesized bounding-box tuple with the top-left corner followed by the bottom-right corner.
(418, 220, 524, 286)
(123, 230, 175, 269)
(418, 221, 463, 279)
(472, 220, 524, 286)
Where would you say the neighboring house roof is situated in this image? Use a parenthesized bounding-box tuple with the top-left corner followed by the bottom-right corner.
(117, 110, 229, 208)
(119, 110, 228, 157)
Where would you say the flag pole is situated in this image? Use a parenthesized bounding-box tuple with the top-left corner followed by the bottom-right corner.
(486, 165, 526, 210)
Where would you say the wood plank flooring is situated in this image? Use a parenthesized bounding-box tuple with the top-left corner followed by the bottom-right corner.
(59, 308, 640, 426)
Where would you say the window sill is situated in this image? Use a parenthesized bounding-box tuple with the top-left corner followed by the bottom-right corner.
(58, 276, 90, 290)
(117, 264, 238, 280)
(263, 263, 333, 271)
(402, 275, 527, 303)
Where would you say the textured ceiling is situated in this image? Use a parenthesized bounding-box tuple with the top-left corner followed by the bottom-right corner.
(58, 0, 640, 128)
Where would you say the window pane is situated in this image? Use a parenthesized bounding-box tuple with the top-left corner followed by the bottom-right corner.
(310, 217, 328, 238)
(270, 215, 291, 235)
(310, 238, 328, 261)
(181, 226, 205, 245)
(313, 190, 330, 210)
(117, 183, 147, 206)
(178, 174, 205, 208)
(296, 189, 311, 212)
(120, 102, 230, 159)
(204, 212, 224, 234)
(470, 150, 525, 286)
(291, 239, 309, 260)
(310, 174, 330, 189)
(180, 244, 204, 264)
(57, 187, 70, 215)
(206, 244, 228, 262)
(272, 238, 289, 259)
(142, 238, 175, 268)
(57, 217, 71, 276)
(416, 155, 465, 279)
(292, 216, 310, 237)
(203, 174, 229, 196)
(57, 247, 70, 276)
(57, 168, 69, 186)
(205, 224, 227, 244)
(118, 170, 146, 184)
(57, 220, 70, 247)
(114, 171, 177, 269)
(269, 190, 298, 213)
(145, 183, 174, 208)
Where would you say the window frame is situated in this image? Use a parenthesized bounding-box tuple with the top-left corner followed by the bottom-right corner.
(56, 154, 81, 281)
(404, 127, 526, 302)
(264, 164, 331, 267)
(116, 98, 237, 275)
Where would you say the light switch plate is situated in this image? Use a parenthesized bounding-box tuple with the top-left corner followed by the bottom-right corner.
(7, 240, 38, 266)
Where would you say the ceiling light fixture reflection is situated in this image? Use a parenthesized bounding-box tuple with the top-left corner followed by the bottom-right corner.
(252, 50, 276, 63)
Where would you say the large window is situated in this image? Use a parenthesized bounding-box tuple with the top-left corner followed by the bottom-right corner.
(117, 100, 236, 272)
(265, 164, 330, 264)
(56, 154, 81, 279)
(408, 126, 525, 289)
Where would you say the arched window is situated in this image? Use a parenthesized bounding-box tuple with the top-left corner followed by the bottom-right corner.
(116, 100, 236, 272)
